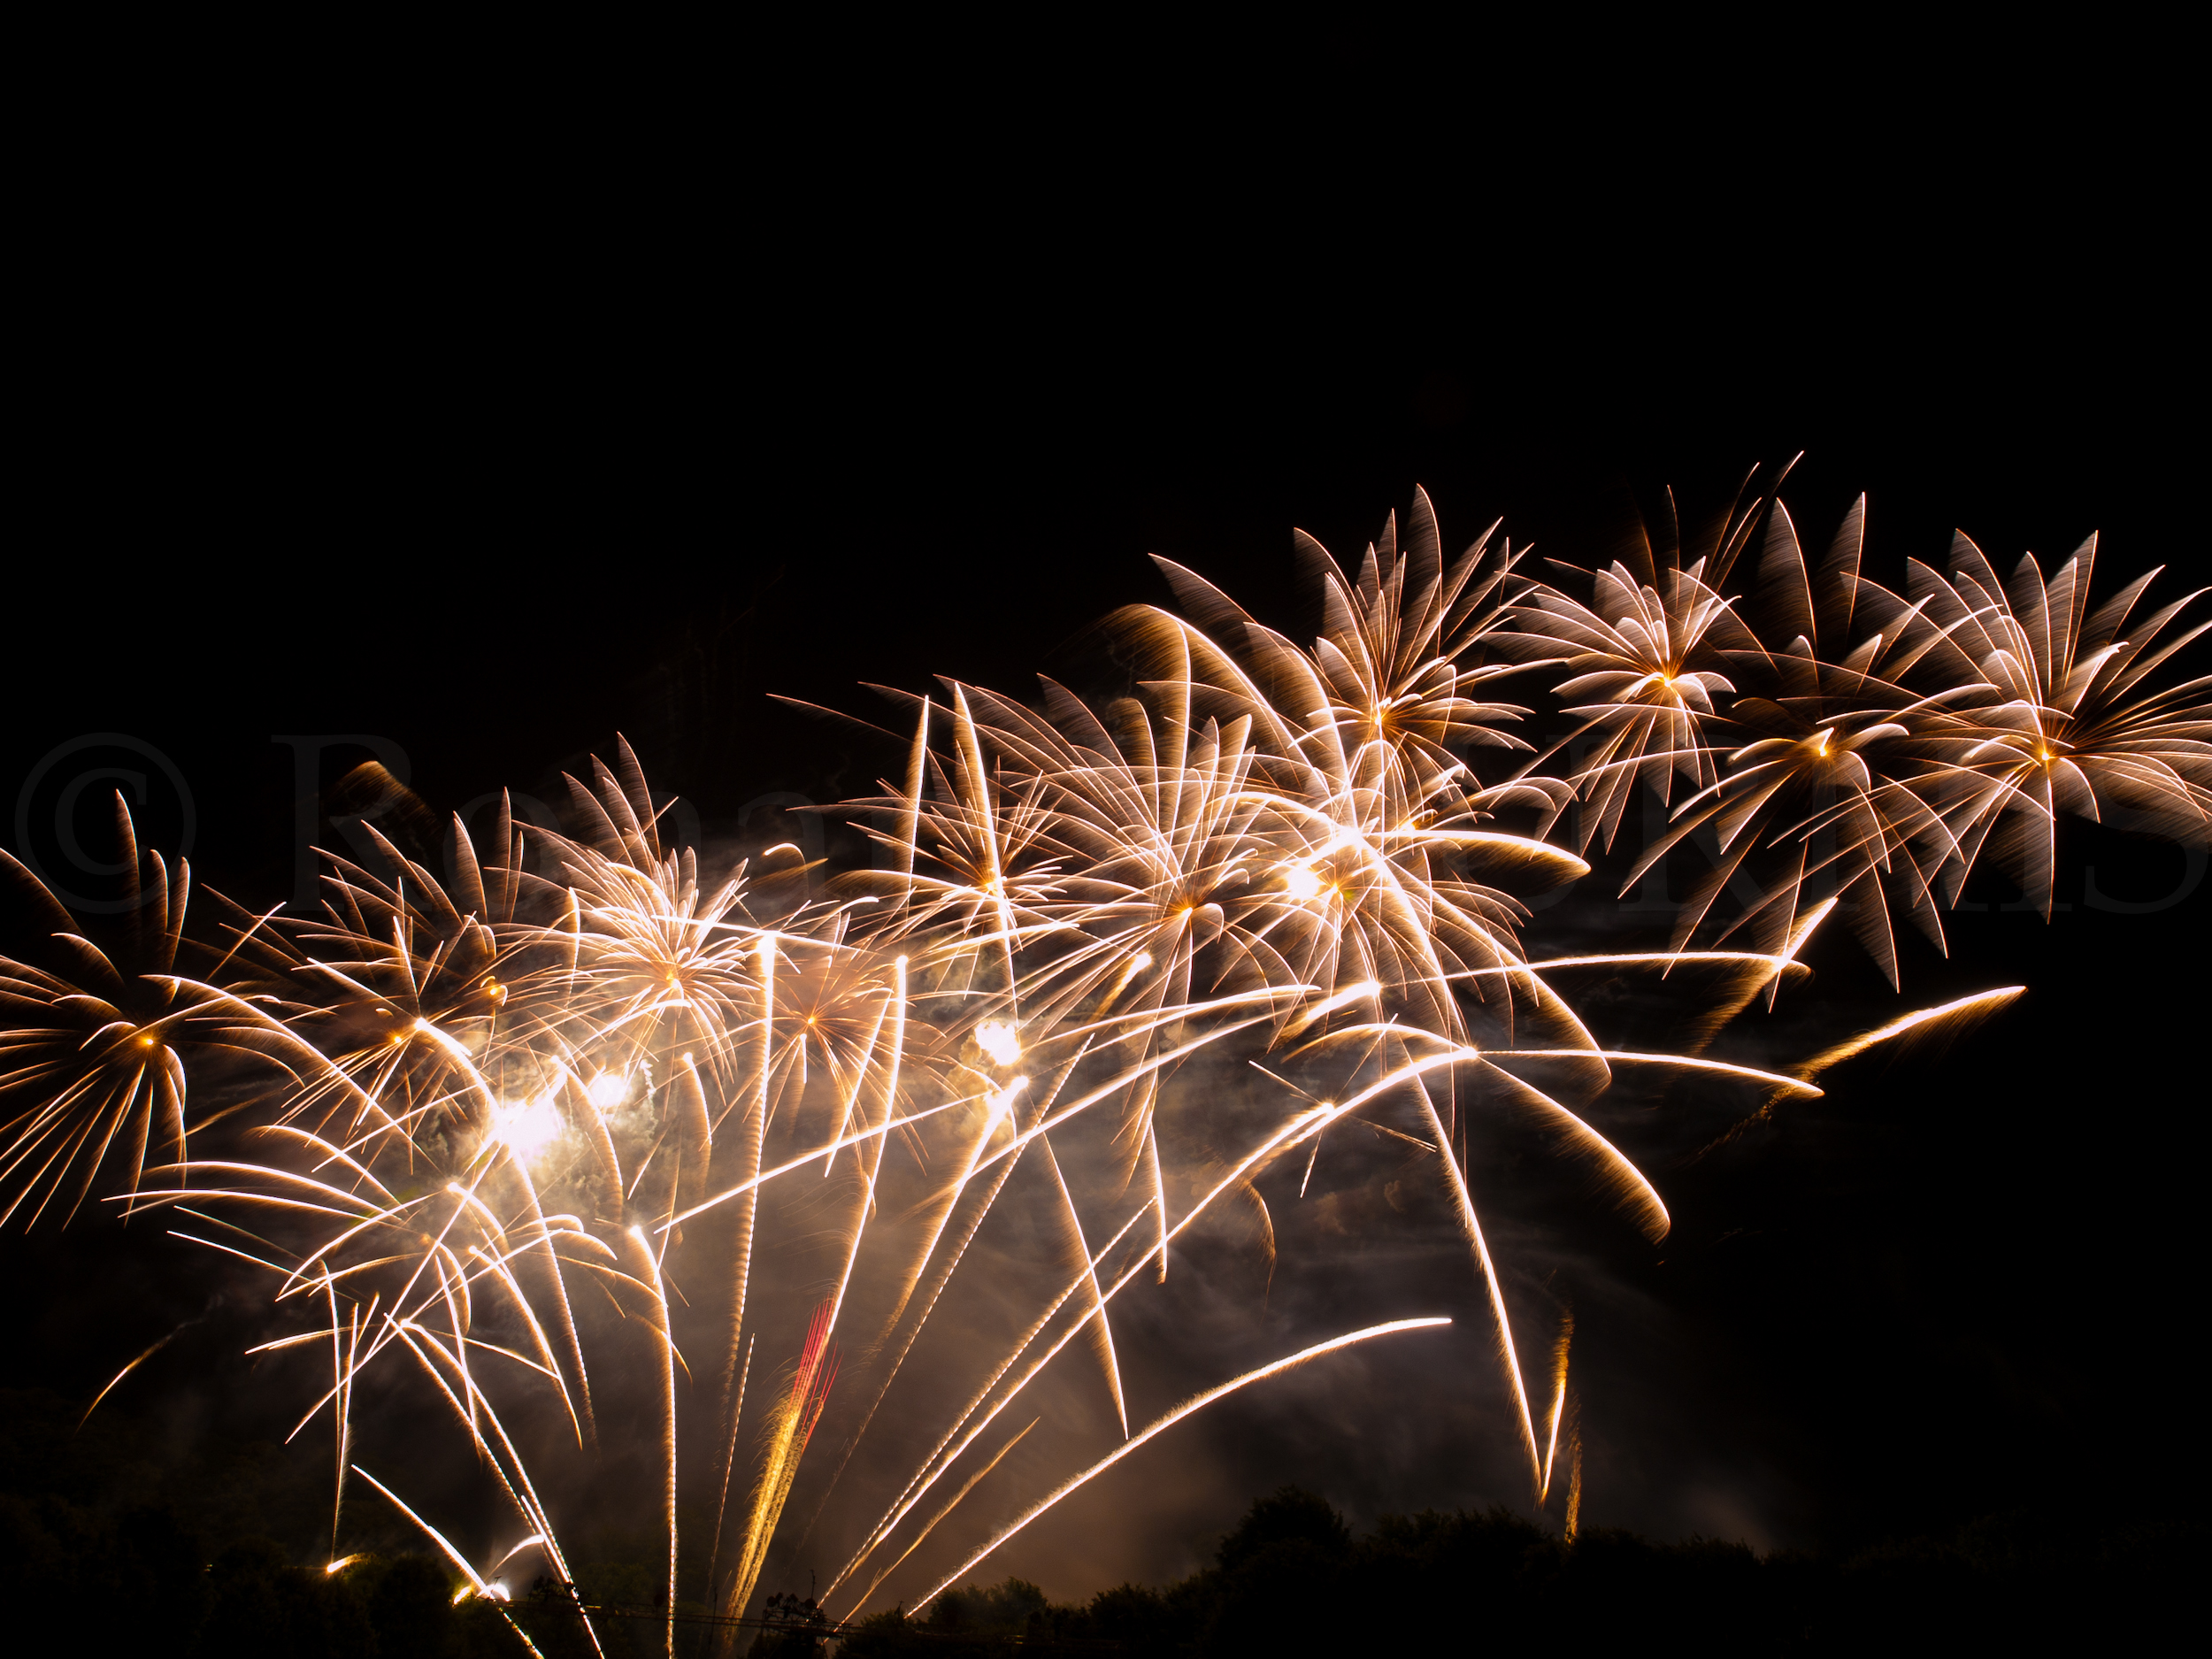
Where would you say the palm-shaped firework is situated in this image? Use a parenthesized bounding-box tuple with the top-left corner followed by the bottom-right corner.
(0, 795, 328, 1227)
(2, 470, 2203, 1658)
(1906, 531, 2212, 916)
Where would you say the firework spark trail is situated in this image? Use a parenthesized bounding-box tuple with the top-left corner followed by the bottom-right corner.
(353, 1466, 552, 1658)
(354, 1466, 493, 1597)
(833, 1082, 1368, 1594)
(1563, 1415, 1584, 1540)
(726, 1303, 840, 1624)
(801, 1071, 1056, 1549)
(910, 1318, 1454, 1615)
(1408, 1074, 1545, 1492)
(705, 1333, 756, 1604)
(820, 1206, 1153, 1601)
(1540, 1309, 1573, 1501)
(848, 1417, 1040, 1616)
(706, 929, 777, 1580)
(878, 1071, 1033, 1341)
(1792, 986, 2028, 1080)
(361, 1289, 588, 1603)
(326, 1271, 350, 1556)
(765, 993, 905, 1581)
(1464, 1064, 1671, 1241)
(626, 1225, 680, 1657)
(4, 477, 2201, 1619)
(1035, 1129, 1127, 1437)
(830, 1082, 1409, 1597)
(78, 1319, 198, 1430)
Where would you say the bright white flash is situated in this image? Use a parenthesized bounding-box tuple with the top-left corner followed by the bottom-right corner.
(975, 1020, 1022, 1067)
(1282, 865, 1323, 902)
(491, 1096, 562, 1161)
(588, 1072, 632, 1111)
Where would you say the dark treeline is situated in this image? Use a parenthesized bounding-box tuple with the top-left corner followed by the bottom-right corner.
(0, 1387, 521, 1656)
(8, 1371, 2203, 1655)
(6, 1362, 2200, 1658)
(5, 1390, 2198, 1659)
(821, 1488, 2199, 1657)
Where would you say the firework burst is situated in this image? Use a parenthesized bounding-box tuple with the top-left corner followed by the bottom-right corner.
(5, 468, 2203, 1648)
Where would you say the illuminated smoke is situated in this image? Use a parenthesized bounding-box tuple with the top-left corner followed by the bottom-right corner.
(4, 477, 2202, 1642)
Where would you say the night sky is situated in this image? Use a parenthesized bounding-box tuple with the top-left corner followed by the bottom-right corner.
(7, 219, 2203, 1604)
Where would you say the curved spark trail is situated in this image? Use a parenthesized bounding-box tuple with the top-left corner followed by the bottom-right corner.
(2, 477, 2197, 1620)
(910, 1318, 1455, 1614)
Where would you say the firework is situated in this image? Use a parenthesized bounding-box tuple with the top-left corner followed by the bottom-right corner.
(4, 471, 2203, 1646)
